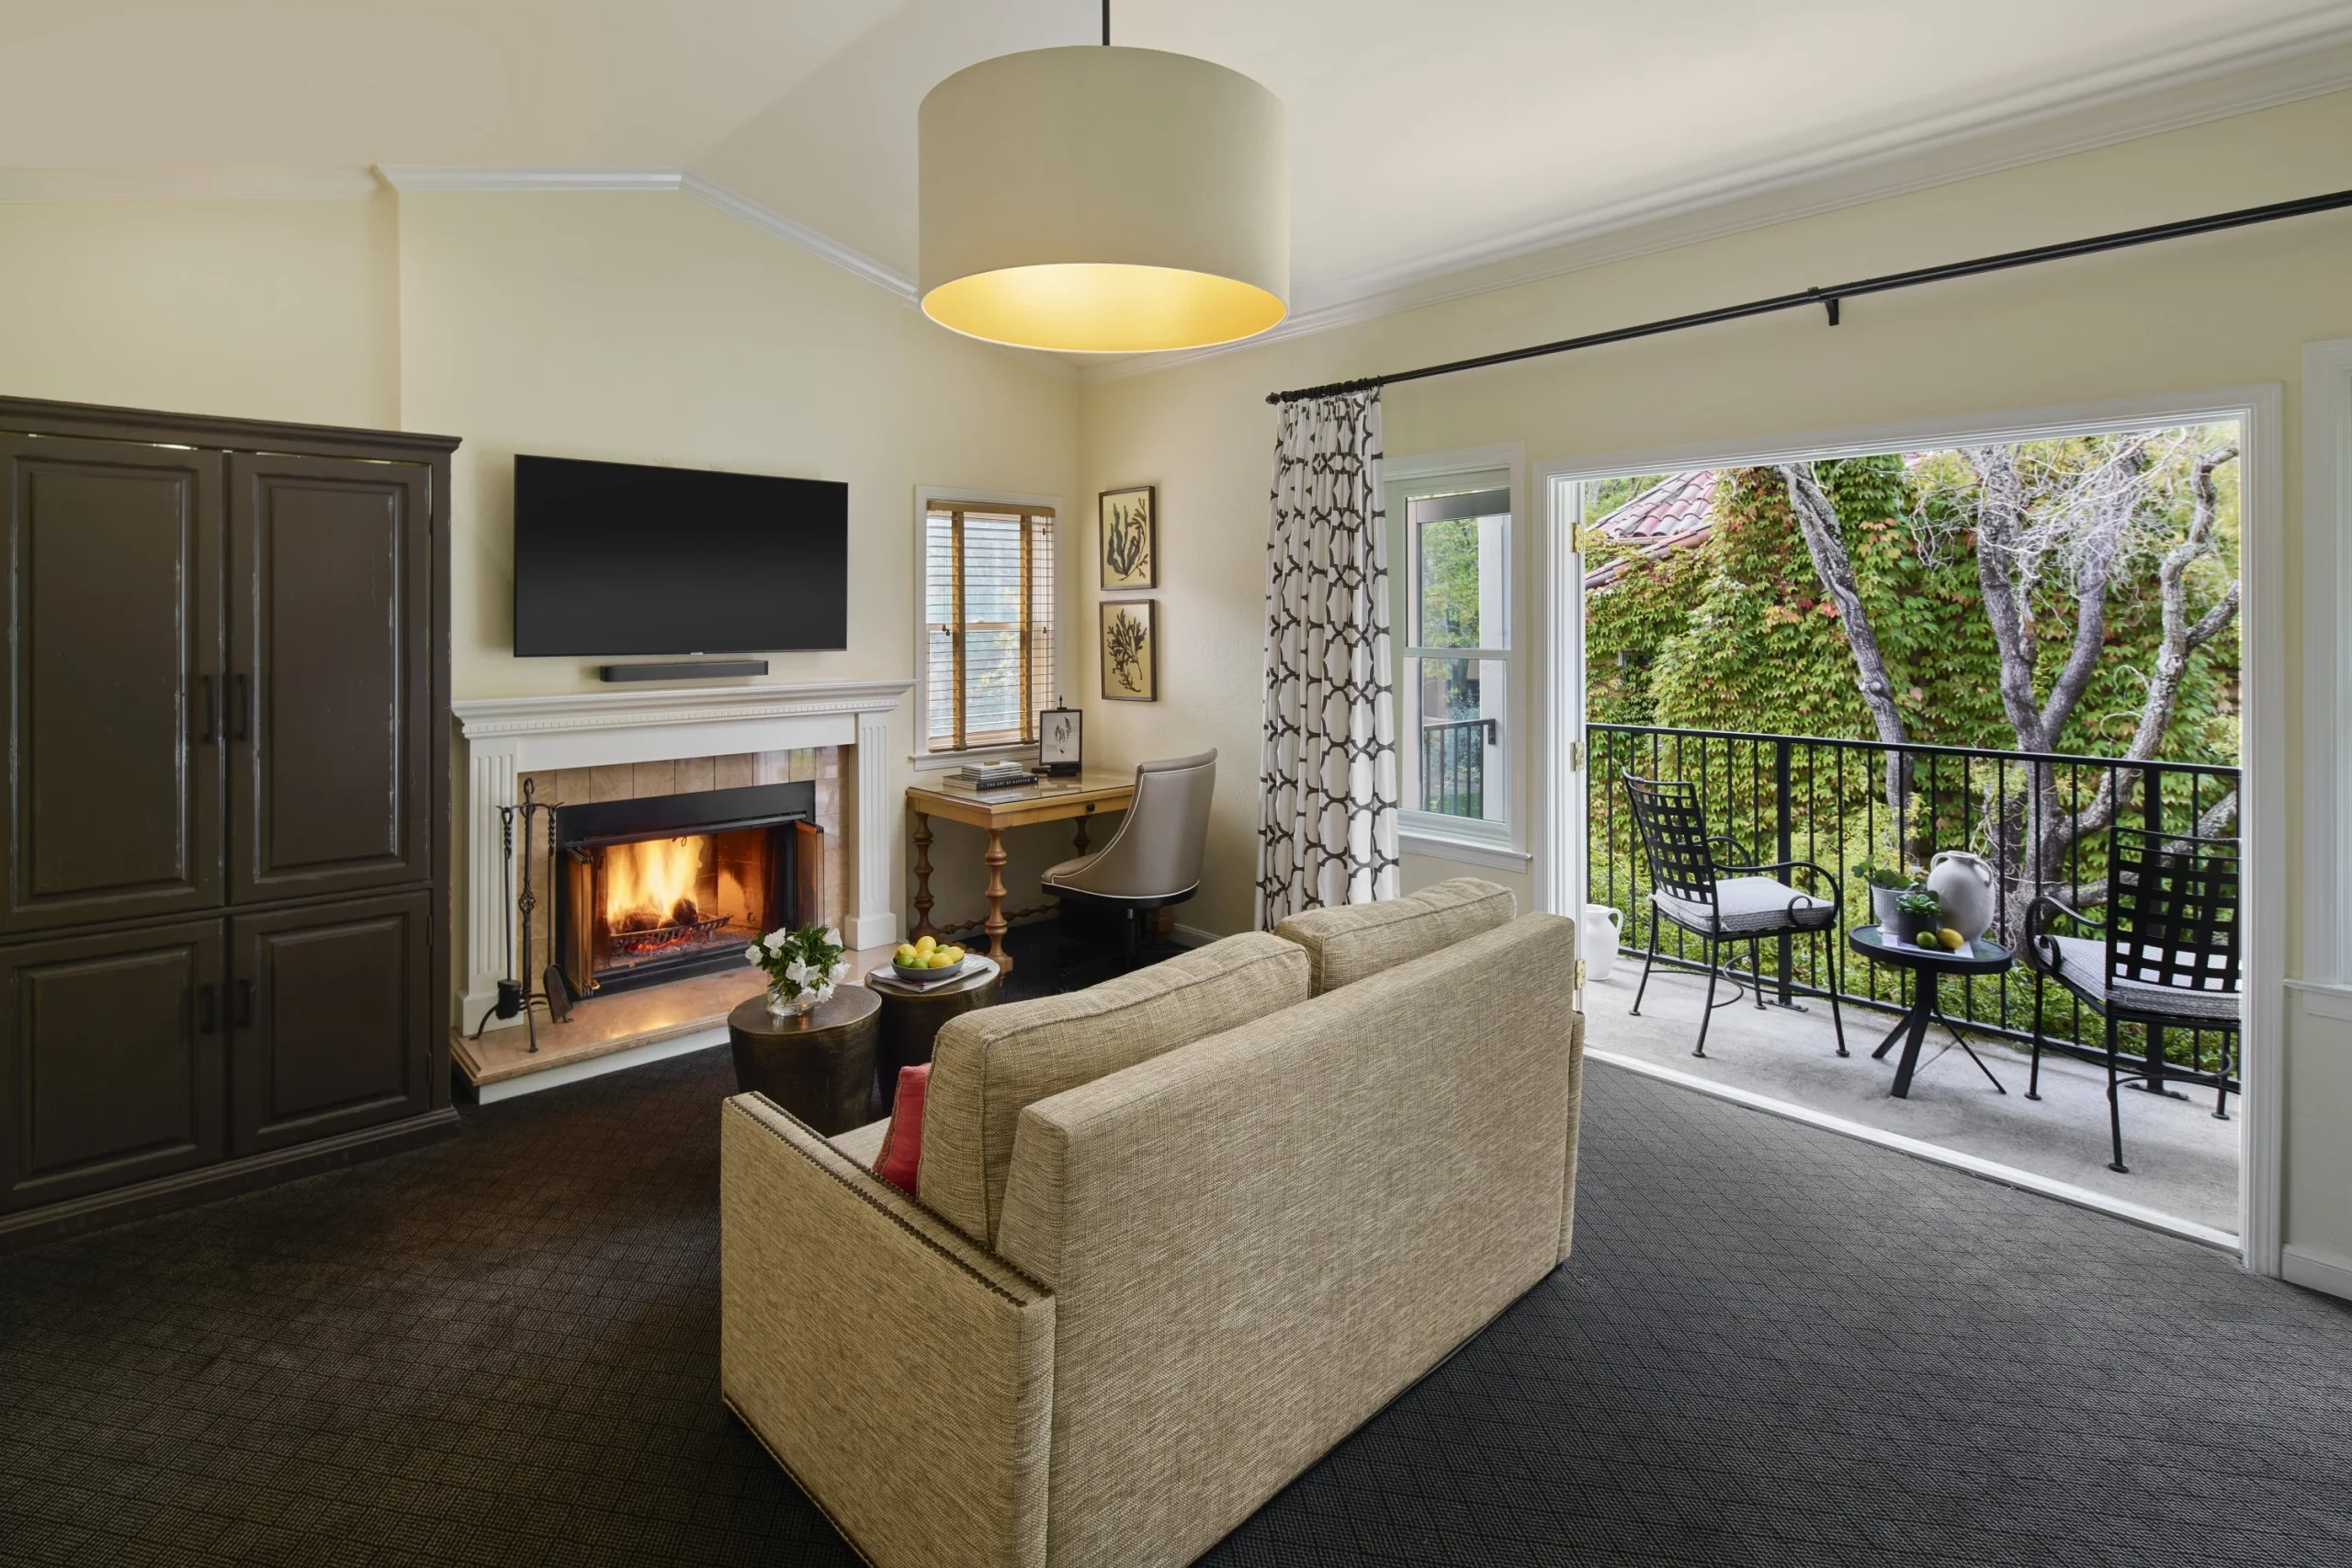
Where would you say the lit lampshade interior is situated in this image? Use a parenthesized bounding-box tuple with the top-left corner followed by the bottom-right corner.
(922, 263, 1287, 355)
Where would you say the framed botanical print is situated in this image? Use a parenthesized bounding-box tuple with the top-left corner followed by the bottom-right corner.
(1099, 599, 1159, 703)
(1038, 704, 1083, 775)
(1098, 485, 1156, 590)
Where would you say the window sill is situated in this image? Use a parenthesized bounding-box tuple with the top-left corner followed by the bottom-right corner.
(908, 742, 1038, 773)
(1398, 828, 1532, 874)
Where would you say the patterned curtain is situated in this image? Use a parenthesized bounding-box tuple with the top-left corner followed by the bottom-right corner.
(1257, 389, 1399, 927)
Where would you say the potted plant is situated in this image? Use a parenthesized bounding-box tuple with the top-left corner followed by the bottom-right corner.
(1852, 858, 1924, 930)
(1886, 886, 1943, 946)
(746, 924, 849, 1020)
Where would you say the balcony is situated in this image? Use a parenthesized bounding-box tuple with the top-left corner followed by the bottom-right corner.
(1584, 722, 2241, 1235)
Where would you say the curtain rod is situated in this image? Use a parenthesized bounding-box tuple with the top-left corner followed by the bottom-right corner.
(1265, 186, 2352, 406)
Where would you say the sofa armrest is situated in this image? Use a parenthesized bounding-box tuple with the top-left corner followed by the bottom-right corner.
(719, 1093, 1055, 1568)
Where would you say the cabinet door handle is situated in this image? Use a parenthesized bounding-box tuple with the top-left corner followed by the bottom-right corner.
(231, 978, 254, 1028)
(195, 983, 216, 1034)
(198, 675, 217, 744)
(232, 673, 251, 742)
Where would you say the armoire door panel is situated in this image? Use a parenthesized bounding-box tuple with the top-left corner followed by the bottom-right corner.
(230, 891, 428, 1155)
(1, 437, 223, 934)
(0, 919, 225, 1213)
(229, 455, 431, 904)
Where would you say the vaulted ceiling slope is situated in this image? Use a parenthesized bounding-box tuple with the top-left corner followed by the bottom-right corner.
(7, 1, 2352, 330)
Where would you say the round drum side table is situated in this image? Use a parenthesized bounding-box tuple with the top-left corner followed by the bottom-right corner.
(865, 958, 1004, 1085)
(727, 986, 883, 1134)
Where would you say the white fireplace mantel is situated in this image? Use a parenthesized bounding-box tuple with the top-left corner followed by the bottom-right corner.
(453, 679, 912, 1029)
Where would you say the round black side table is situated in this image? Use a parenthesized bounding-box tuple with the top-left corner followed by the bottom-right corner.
(728, 986, 883, 1134)
(864, 957, 1003, 1085)
(1846, 926, 2013, 1099)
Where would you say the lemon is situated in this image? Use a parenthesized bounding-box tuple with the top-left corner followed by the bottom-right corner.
(1938, 929, 1965, 952)
(915, 934, 936, 953)
(894, 943, 919, 964)
(928, 953, 956, 968)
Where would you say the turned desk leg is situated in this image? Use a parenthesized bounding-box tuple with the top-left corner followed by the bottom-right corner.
(910, 811, 938, 941)
(983, 827, 1013, 975)
(1073, 815, 1091, 858)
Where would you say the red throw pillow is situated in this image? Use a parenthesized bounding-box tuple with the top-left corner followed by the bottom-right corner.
(873, 1064, 931, 1196)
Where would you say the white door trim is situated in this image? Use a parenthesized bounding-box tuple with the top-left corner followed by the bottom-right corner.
(1534, 382, 2285, 1273)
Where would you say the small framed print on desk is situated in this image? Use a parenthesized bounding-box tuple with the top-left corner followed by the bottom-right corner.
(1038, 704, 1083, 776)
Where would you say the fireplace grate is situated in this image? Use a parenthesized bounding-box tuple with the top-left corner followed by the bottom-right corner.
(605, 912, 733, 956)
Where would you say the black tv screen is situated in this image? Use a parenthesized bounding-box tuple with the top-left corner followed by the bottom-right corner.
(512, 455, 848, 656)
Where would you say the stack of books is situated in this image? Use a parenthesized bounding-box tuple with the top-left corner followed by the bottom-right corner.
(944, 761, 1037, 792)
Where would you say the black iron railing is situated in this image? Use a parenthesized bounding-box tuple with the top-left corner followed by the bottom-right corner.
(1420, 717, 1494, 818)
(1587, 723, 2241, 1077)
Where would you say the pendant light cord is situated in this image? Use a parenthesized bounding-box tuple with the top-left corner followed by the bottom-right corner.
(1102, 0, 1111, 45)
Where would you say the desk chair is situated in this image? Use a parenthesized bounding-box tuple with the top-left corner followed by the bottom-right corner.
(1042, 750, 1216, 969)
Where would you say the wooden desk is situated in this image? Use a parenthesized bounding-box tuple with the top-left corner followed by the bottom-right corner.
(907, 771, 1136, 974)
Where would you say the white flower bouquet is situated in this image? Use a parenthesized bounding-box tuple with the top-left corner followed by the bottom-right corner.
(745, 924, 850, 1017)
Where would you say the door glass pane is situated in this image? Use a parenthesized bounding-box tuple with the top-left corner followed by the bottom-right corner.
(1413, 656, 1506, 823)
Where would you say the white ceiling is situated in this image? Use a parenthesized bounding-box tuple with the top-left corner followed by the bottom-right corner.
(7, 1, 2352, 326)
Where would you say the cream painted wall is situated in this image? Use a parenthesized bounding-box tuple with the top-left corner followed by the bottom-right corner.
(1075, 89, 2352, 1269)
(0, 194, 401, 426)
(392, 191, 1080, 947)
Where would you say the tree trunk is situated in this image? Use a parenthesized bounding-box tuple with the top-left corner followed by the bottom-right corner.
(1779, 463, 1912, 834)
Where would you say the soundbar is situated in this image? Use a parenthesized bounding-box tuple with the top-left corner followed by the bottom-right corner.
(598, 660, 771, 683)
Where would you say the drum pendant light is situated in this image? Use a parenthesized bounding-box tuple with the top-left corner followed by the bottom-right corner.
(918, 6, 1288, 354)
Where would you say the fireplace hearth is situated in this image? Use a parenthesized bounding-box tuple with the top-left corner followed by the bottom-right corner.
(553, 782, 819, 999)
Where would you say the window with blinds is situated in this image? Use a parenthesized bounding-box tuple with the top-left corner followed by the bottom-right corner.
(923, 502, 1056, 752)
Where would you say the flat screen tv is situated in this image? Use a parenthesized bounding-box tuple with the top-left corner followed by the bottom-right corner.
(512, 455, 848, 656)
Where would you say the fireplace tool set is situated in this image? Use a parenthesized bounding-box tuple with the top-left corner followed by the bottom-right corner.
(470, 776, 572, 1050)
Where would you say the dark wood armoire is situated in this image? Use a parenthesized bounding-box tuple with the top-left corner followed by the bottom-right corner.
(0, 398, 458, 1248)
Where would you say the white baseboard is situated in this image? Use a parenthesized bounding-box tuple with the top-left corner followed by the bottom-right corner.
(471, 1026, 729, 1104)
(1586, 1048, 2242, 1254)
(845, 911, 901, 951)
(2281, 1243, 2352, 1302)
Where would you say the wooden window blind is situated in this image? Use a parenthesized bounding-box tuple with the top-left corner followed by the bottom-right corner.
(924, 502, 1055, 752)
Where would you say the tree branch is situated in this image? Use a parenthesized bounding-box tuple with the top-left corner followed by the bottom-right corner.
(1961, 446, 2047, 746)
(2034, 439, 2145, 748)
(1780, 463, 1907, 750)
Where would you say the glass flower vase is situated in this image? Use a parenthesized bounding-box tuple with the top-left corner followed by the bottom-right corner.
(766, 983, 817, 1021)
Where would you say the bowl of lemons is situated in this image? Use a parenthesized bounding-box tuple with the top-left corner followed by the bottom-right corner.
(892, 934, 968, 980)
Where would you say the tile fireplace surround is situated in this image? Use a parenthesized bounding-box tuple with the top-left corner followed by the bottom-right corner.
(452, 682, 911, 1065)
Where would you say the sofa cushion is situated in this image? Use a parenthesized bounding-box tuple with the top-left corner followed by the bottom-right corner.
(873, 1064, 931, 1194)
(1272, 876, 1517, 993)
(830, 1115, 889, 1167)
(917, 931, 1309, 1245)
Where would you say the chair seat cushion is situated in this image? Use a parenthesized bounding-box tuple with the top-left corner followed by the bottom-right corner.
(1652, 876, 1836, 936)
(1042, 853, 1100, 887)
(2043, 935, 2240, 1024)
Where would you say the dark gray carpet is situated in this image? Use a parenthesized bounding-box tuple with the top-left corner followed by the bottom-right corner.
(3, 940, 2346, 1566)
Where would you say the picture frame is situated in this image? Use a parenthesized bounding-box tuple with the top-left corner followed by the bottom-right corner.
(1098, 484, 1156, 590)
(1099, 599, 1159, 703)
(1038, 704, 1083, 776)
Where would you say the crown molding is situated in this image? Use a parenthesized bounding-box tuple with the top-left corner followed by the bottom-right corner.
(677, 174, 916, 302)
(0, 166, 380, 202)
(374, 165, 684, 193)
(1080, 24, 2352, 387)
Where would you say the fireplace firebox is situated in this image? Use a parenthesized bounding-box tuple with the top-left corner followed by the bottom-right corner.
(552, 782, 820, 999)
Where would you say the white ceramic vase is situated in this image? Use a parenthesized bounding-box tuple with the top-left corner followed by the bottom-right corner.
(1925, 851, 1997, 942)
(1581, 905, 1623, 982)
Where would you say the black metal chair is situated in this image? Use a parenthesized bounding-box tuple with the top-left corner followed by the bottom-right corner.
(1623, 772, 1847, 1058)
(2024, 823, 2241, 1174)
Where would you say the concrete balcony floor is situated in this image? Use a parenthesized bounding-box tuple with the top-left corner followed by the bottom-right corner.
(1579, 953, 2240, 1237)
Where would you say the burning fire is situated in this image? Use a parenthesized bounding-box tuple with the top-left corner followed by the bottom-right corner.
(604, 835, 707, 936)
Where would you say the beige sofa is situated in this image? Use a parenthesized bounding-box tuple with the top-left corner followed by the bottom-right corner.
(718, 878, 1586, 1568)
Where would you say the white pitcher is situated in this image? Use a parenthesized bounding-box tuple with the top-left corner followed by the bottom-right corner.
(1926, 851, 1997, 942)
(1582, 905, 1623, 981)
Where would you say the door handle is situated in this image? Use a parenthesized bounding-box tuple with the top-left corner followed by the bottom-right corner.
(231, 977, 254, 1028)
(195, 983, 216, 1033)
(232, 673, 251, 742)
(198, 675, 217, 744)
